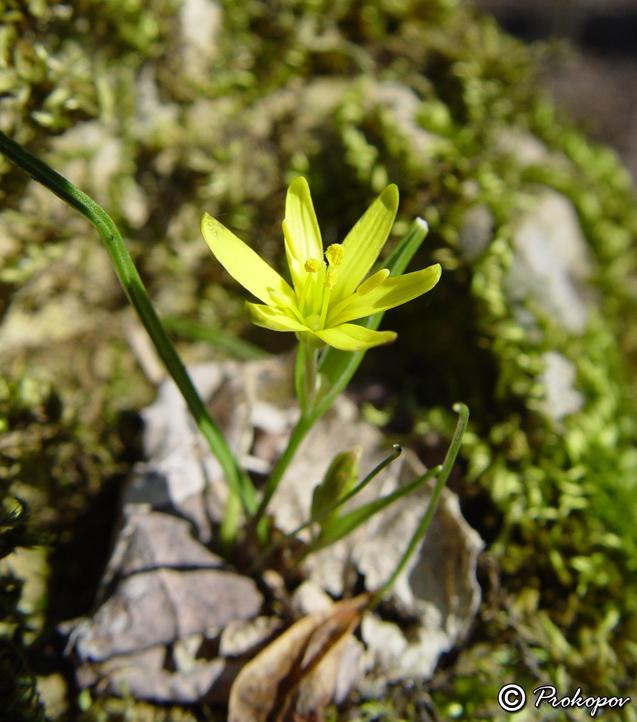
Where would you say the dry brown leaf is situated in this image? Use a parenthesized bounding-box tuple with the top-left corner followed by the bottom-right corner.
(228, 594, 370, 722)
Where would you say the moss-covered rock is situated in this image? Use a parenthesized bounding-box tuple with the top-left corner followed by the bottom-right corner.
(1, 0, 636, 719)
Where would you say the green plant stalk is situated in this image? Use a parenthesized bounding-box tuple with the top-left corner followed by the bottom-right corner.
(294, 342, 309, 412)
(0, 131, 257, 516)
(294, 342, 319, 415)
(371, 402, 470, 607)
(304, 344, 319, 407)
(252, 218, 431, 526)
(249, 444, 403, 572)
(251, 412, 315, 530)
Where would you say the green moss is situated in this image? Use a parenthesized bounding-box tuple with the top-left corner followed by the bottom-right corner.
(0, 499, 47, 722)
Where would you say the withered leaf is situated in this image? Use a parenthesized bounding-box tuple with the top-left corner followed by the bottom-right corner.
(228, 594, 370, 722)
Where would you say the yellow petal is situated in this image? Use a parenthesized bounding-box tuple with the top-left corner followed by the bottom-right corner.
(315, 324, 397, 351)
(328, 264, 442, 326)
(246, 302, 309, 333)
(284, 177, 323, 283)
(331, 184, 399, 306)
(201, 213, 295, 305)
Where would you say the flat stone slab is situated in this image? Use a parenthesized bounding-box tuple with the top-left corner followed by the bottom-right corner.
(63, 356, 483, 703)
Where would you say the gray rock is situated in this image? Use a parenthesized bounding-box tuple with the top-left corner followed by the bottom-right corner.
(495, 128, 551, 169)
(180, 0, 223, 79)
(64, 357, 482, 703)
(368, 83, 441, 160)
(538, 351, 585, 422)
(458, 203, 494, 261)
(507, 187, 595, 333)
(73, 546, 261, 661)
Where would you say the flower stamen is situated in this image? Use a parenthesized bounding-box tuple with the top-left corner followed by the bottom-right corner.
(325, 243, 344, 267)
(200, 178, 440, 353)
(320, 267, 338, 328)
(324, 266, 338, 289)
(299, 257, 321, 315)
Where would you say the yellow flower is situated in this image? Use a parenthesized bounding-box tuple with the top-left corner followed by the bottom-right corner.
(200, 177, 441, 352)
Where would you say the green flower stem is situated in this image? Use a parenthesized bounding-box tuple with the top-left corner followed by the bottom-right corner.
(294, 342, 318, 414)
(251, 218, 432, 529)
(294, 343, 308, 412)
(371, 402, 470, 608)
(250, 412, 315, 533)
(254, 343, 319, 533)
(0, 131, 257, 516)
(305, 344, 319, 406)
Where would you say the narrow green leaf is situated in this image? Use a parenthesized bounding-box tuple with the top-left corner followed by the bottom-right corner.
(372, 402, 470, 605)
(308, 464, 443, 555)
(248, 444, 402, 573)
(163, 316, 270, 360)
(0, 130, 257, 517)
(311, 445, 362, 533)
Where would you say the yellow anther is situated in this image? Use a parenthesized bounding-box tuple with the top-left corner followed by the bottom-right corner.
(325, 244, 344, 267)
(357, 268, 390, 296)
(324, 267, 338, 289)
(304, 258, 321, 273)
